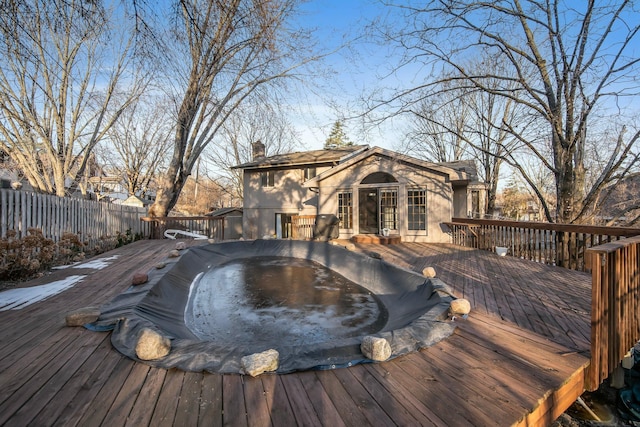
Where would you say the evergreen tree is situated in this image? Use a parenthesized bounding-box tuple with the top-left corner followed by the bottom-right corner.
(324, 121, 353, 148)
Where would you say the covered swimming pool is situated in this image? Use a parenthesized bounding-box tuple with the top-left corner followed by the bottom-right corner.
(90, 240, 457, 374)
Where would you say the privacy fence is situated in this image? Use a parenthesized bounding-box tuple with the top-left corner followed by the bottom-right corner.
(0, 189, 150, 252)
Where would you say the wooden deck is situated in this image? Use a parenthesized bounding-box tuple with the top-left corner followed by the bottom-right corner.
(0, 240, 592, 426)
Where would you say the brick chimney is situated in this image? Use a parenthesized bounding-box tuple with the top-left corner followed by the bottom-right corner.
(252, 140, 265, 160)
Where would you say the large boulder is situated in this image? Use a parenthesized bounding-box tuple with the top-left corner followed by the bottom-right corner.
(241, 349, 279, 376)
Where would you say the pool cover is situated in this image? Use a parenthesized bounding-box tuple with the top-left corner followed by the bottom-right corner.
(89, 239, 457, 374)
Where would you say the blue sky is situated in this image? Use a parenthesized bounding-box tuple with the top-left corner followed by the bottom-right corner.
(290, 0, 406, 151)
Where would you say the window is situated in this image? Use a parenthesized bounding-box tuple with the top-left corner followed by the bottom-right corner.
(380, 188, 398, 230)
(408, 189, 427, 230)
(261, 170, 275, 187)
(337, 191, 352, 229)
(304, 167, 316, 180)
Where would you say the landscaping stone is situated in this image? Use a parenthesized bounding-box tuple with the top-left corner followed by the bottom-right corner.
(132, 272, 148, 285)
(155, 262, 167, 269)
(65, 306, 101, 326)
(241, 349, 279, 376)
(422, 267, 437, 278)
(135, 328, 171, 360)
(361, 336, 392, 361)
(450, 298, 471, 316)
(368, 251, 382, 259)
(175, 241, 187, 250)
(208, 239, 216, 244)
(345, 243, 356, 251)
(168, 249, 180, 258)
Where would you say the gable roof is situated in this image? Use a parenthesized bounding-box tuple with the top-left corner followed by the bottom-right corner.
(303, 146, 475, 187)
(232, 145, 368, 170)
(206, 207, 243, 217)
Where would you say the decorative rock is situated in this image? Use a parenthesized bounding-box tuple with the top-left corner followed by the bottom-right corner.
(155, 262, 167, 269)
(208, 239, 216, 244)
(175, 241, 187, 250)
(345, 243, 356, 251)
(168, 249, 180, 258)
(450, 298, 471, 316)
(132, 272, 148, 285)
(65, 306, 101, 326)
(241, 349, 279, 377)
(422, 267, 437, 278)
(361, 336, 392, 361)
(135, 328, 171, 360)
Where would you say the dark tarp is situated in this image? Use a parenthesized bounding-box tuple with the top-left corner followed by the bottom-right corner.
(88, 239, 456, 373)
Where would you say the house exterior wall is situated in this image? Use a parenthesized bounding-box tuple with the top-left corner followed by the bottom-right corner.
(242, 166, 329, 239)
(313, 156, 454, 243)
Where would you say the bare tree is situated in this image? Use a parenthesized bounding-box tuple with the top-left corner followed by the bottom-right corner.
(95, 96, 172, 199)
(377, 0, 640, 223)
(405, 95, 469, 163)
(147, 0, 315, 217)
(0, 0, 147, 197)
(203, 98, 300, 202)
(405, 56, 528, 216)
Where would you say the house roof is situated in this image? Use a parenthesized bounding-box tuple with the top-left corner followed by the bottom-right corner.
(232, 145, 368, 170)
(303, 146, 476, 187)
(206, 207, 243, 217)
(121, 195, 148, 207)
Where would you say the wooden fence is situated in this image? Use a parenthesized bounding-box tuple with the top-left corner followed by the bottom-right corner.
(0, 189, 150, 251)
(141, 216, 226, 241)
(291, 215, 316, 240)
(444, 218, 640, 271)
(586, 236, 640, 390)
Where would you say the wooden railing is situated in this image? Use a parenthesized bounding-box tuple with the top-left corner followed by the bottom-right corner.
(142, 216, 225, 241)
(445, 218, 640, 391)
(291, 215, 316, 240)
(444, 218, 640, 272)
(586, 236, 640, 390)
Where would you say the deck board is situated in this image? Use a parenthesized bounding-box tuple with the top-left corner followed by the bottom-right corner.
(0, 240, 592, 426)
(261, 374, 297, 426)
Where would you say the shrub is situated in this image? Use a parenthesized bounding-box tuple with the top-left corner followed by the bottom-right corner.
(0, 228, 56, 280)
(0, 227, 144, 281)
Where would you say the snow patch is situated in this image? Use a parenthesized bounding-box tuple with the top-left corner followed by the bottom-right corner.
(73, 255, 119, 270)
(0, 275, 86, 311)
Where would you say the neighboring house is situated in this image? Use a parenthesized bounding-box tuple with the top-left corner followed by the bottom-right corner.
(122, 195, 147, 207)
(234, 142, 486, 243)
(88, 176, 156, 205)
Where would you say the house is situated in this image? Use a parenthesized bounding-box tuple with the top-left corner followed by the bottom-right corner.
(233, 142, 485, 243)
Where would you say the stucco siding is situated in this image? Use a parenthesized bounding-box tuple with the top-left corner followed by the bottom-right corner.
(314, 156, 454, 243)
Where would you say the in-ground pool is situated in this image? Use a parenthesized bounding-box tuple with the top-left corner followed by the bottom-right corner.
(90, 239, 457, 374)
